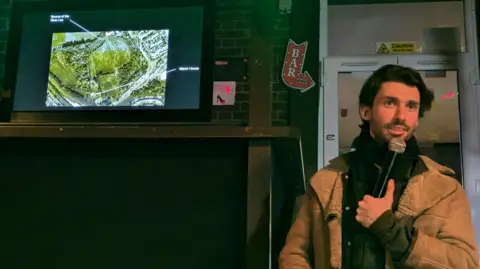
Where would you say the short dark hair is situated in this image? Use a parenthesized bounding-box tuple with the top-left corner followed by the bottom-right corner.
(358, 64, 435, 130)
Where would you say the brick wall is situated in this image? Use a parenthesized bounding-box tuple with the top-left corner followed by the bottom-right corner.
(271, 12, 291, 126)
(212, 1, 251, 123)
(213, 0, 291, 126)
(0, 0, 291, 125)
(0, 0, 10, 91)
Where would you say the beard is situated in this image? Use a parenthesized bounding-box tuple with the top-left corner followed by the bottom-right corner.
(369, 119, 416, 143)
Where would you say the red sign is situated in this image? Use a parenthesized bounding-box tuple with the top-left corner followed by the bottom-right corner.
(281, 39, 315, 92)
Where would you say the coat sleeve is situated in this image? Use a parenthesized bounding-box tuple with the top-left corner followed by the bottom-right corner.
(371, 184, 479, 269)
(279, 187, 316, 269)
(402, 186, 479, 269)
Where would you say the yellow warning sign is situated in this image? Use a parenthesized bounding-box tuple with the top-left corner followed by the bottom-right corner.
(377, 43, 389, 54)
(376, 42, 417, 54)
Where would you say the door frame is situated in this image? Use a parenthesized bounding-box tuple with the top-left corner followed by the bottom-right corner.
(317, 0, 480, 254)
(321, 53, 480, 190)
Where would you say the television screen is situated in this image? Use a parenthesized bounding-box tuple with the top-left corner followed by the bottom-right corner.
(47, 29, 170, 108)
(12, 7, 205, 113)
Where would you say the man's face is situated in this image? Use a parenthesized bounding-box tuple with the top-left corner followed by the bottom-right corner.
(360, 81, 421, 143)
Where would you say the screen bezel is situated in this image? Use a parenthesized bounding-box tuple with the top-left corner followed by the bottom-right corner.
(5, 0, 214, 123)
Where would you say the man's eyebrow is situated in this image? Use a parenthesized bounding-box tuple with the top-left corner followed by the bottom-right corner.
(383, 96, 399, 101)
(383, 96, 419, 105)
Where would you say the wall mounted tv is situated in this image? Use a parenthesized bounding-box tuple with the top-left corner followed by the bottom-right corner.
(5, 0, 214, 123)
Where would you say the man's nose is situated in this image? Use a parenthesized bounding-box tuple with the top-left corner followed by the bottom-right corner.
(395, 106, 407, 121)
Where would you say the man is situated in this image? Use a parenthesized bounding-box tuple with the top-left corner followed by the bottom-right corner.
(279, 64, 479, 269)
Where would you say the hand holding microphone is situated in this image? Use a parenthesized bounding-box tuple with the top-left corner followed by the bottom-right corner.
(355, 179, 395, 228)
(356, 138, 406, 228)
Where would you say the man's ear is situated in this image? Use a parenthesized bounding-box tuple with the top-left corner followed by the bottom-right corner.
(359, 105, 371, 121)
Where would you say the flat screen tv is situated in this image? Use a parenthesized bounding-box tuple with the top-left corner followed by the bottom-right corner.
(5, 0, 214, 123)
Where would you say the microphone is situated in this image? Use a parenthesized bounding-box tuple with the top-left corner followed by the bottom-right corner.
(372, 138, 406, 198)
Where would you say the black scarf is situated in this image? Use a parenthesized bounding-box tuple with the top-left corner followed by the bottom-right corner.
(350, 129, 420, 207)
(343, 130, 420, 269)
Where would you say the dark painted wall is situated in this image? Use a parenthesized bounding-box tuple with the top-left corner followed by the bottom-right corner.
(289, 0, 320, 177)
(1, 138, 249, 268)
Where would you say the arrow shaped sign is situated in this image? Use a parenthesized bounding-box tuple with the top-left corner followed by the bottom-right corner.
(281, 39, 315, 93)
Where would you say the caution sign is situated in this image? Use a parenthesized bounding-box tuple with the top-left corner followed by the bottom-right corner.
(377, 43, 389, 54)
(376, 42, 417, 54)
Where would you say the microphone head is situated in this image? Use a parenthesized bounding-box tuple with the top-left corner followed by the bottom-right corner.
(388, 138, 406, 153)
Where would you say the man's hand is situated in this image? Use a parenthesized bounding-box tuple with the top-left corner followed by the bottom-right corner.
(355, 179, 395, 228)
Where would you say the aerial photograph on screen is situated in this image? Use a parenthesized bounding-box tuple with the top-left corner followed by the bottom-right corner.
(46, 30, 169, 107)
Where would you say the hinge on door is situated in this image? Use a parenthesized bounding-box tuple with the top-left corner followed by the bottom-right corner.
(469, 69, 479, 85)
(320, 73, 326, 87)
(319, 60, 326, 87)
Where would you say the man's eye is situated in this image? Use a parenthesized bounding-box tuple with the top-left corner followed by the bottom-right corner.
(407, 103, 418, 110)
(385, 100, 395, 106)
